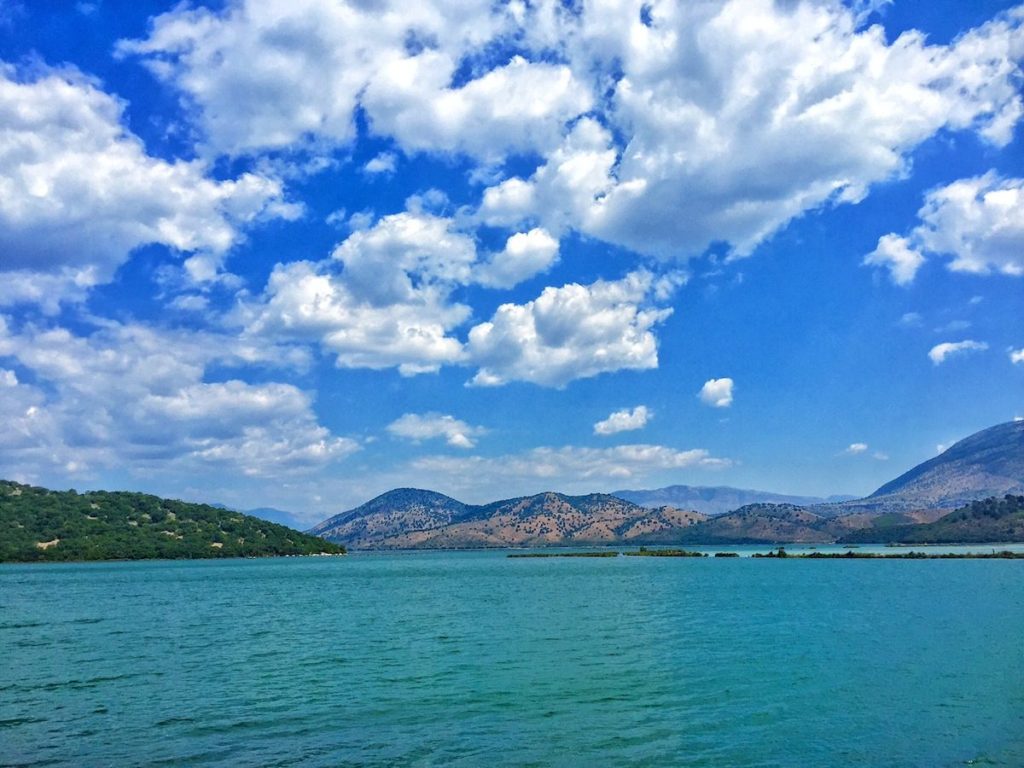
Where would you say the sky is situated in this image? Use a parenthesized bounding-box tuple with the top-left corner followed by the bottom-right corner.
(1, 0, 1022, 524)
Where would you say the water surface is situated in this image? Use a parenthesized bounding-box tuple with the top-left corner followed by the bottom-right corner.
(2, 552, 1023, 766)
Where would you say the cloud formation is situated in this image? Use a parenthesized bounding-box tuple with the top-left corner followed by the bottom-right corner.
(0, 317, 355, 482)
(412, 443, 730, 489)
(467, 272, 674, 388)
(928, 340, 989, 365)
(0, 62, 298, 309)
(387, 413, 485, 449)
(594, 406, 651, 436)
(698, 378, 734, 408)
(863, 234, 926, 286)
(872, 172, 1024, 282)
(118, 0, 1024, 263)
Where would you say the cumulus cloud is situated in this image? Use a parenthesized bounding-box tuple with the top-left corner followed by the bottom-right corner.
(387, 413, 485, 449)
(474, 228, 560, 289)
(480, 1, 1024, 258)
(928, 340, 989, 365)
(241, 214, 673, 385)
(119, 1, 587, 161)
(0, 318, 356, 482)
(466, 271, 675, 388)
(594, 406, 651, 436)
(363, 152, 398, 175)
(846, 442, 869, 454)
(117, 0, 1024, 266)
(1011, 348, 1024, 364)
(698, 378, 734, 408)
(363, 54, 592, 161)
(0, 62, 299, 307)
(239, 212, 476, 375)
(863, 234, 926, 285)
(876, 173, 1024, 280)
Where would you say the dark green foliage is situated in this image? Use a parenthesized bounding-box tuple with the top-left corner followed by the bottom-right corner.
(622, 548, 706, 557)
(0, 481, 345, 562)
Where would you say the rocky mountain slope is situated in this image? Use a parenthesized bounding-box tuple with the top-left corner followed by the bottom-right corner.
(868, 420, 1024, 507)
(814, 420, 1024, 519)
(313, 490, 707, 549)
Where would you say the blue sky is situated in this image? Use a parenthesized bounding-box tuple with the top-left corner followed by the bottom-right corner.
(1, 0, 1022, 523)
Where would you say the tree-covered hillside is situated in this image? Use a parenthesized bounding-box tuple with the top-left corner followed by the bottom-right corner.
(0, 481, 345, 562)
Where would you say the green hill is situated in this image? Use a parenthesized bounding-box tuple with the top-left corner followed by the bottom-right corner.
(0, 481, 345, 562)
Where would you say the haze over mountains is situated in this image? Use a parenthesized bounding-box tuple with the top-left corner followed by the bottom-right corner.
(312, 421, 1024, 549)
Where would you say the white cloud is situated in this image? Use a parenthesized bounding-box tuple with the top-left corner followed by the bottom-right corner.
(914, 173, 1024, 277)
(119, 0, 1024, 266)
(873, 172, 1024, 282)
(387, 412, 485, 449)
(1011, 348, 1024, 364)
(240, 211, 479, 374)
(873, 451, 889, 461)
(482, 2, 1024, 258)
(363, 152, 397, 175)
(474, 228, 560, 289)
(466, 271, 674, 388)
(698, 378, 734, 408)
(0, 318, 355, 482)
(411, 443, 731, 492)
(363, 54, 592, 161)
(863, 234, 926, 285)
(241, 259, 469, 376)
(846, 442, 869, 454)
(0, 63, 299, 306)
(928, 340, 989, 365)
(594, 405, 651, 436)
(119, 1, 586, 161)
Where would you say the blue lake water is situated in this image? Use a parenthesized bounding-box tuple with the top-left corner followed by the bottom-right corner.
(2, 551, 1024, 767)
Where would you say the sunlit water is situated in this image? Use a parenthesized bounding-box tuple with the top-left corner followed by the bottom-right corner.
(2, 551, 1023, 767)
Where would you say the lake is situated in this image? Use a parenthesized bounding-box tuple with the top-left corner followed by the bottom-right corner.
(2, 551, 1023, 767)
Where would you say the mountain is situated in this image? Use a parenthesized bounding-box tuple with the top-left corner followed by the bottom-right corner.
(312, 489, 707, 549)
(308, 420, 1024, 548)
(672, 503, 836, 544)
(813, 420, 1024, 520)
(612, 485, 848, 516)
(0, 481, 345, 562)
(210, 503, 308, 530)
(868, 421, 1024, 507)
(308, 488, 472, 545)
(839, 495, 1024, 544)
(244, 506, 307, 529)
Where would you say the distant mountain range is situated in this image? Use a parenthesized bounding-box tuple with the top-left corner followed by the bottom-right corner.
(612, 485, 855, 515)
(311, 420, 1024, 548)
(211, 502, 308, 530)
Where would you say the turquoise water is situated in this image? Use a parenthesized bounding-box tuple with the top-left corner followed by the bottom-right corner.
(2, 553, 1023, 767)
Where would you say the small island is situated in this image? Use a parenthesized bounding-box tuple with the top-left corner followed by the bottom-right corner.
(0, 481, 344, 563)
